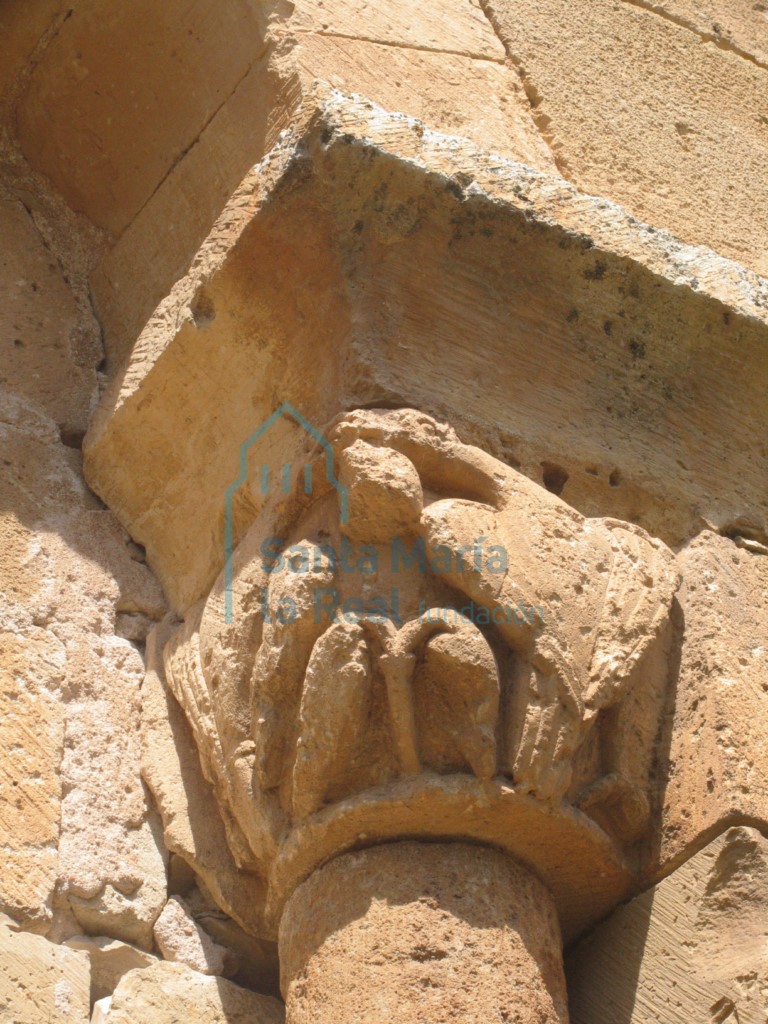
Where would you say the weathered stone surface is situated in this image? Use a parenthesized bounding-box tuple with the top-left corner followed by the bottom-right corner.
(84, 92, 768, 616)
(567, 826, 768, 1024)
(644, 0, 768, 67)
(0, 414, 68, 928)
(88, 49, 295, 371)
(153, 897, 236, 977)
(0, 405, 168, 942)
(10, 0, 768, 384)
(86, 0, 552, 370)
(0, 914, 90, 1023)
(281, 842, 568, 1023)
(0, 166, 167, 944)
(2, 8, 767, 1021)
(0, 617, 64, 929)
(294, 35, 553, 178)
(105, 960, 285, 1024)
(650, 531, 768, 872)
(482, 0, 768, 276)
(56, 628, 168, 949)
(141, 624, 269, 939)
(0, 1, 64, 108)
(63, 935, 156, 1004)
(139, 407, 679, 946)
(15, 0, 280, 237)
(182, 888, 280, 997)
(0, 196, 97, 435)
(290, 0, 505, 58)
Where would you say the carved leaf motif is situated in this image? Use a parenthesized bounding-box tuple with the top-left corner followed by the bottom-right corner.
(584, 523, 680, 714)
(164, 610, 271, 869)
(161, 407, 683, 880)
(165, 611, 226, 790)
(251, 542, 334, 791)
(419, 617, 499, 780)
(291, 622, 372, 821)
(507, 636, 583, 801)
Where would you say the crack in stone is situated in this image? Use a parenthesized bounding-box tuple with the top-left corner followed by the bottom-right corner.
(123, 39, 273, 234)
(474, 0, 572, 178)
(1, 7, 74, 125)
(0, 138, 107, 380)
(291, 28, 506, 64)
(618, 0, 768, 73)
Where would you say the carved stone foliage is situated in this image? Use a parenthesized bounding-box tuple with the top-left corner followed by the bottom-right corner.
(157, 408, 679, 933)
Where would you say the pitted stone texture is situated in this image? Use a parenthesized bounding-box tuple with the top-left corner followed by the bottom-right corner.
(482, 0, 768, 277)
(0, 198, 97, 434)
(56, 631, 168, 949)
(0, 915, 90, 1023)
(1, 401, 167, 945)
(105, 960, 285, 1024)
(0, 184, 166, 943)
(84, 92, 768, 616)
(141, 623, 269, 940)
(64, 935, 156, 1004)
(567, 827, 768, 1024)
(280, 842, 568, 1024)
(652, 531, 768, 872)
(642, 0, 768, 67)
(0, 619, 64, 929)
(151, 406, 676, 942)
(153, 897, 236, 977)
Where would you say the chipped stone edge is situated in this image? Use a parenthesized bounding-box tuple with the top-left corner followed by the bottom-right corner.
(84, 82, 768, 455)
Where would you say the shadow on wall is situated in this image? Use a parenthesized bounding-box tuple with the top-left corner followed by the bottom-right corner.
(564, 594, 685, 1024)
(565, 884, 658, 1024)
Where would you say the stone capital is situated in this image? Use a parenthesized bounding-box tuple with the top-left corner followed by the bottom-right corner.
(147, 408, 679, 946)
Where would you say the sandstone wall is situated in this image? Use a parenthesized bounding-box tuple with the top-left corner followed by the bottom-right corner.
(568, 827, 768, 1023)
(3, 1, 767, 372)
(1, 2, 767, 1022)
(0, 154, 167, 946)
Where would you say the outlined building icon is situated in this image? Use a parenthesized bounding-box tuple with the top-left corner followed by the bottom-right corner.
(224, 402, 349, 623)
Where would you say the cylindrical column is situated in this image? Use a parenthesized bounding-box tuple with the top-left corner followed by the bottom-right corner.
(279, 841, 569, 1024)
